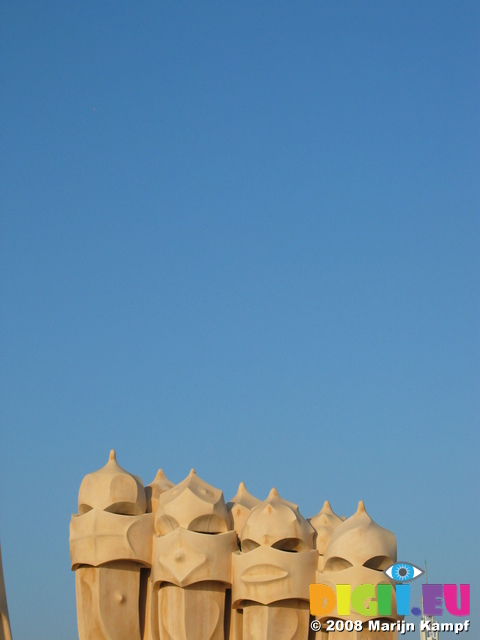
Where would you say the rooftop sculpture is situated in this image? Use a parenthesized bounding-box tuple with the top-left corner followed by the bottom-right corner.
(0, 543, 12, 640)
(70, 450, 401, 639)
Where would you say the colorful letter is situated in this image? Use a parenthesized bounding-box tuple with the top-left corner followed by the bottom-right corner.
(422, 584, 443, 615)
(444, 584, 470, 616)
(336, 584, 351, 615)
(351, 584, 377, 616)
(377, 583, 392, 615)
(309, 584, 336, 616)
(395, 584, 411, 615)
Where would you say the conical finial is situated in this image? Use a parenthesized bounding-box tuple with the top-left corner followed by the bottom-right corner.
(357, 500, 367, 514)
(321, 500, 333, 513)
(153, 469, 167, 482)
(309, 499, 344, 526)
(227, 482, 261, 535)
(145, 468, 174, 513)
(228, 482, 259, 507)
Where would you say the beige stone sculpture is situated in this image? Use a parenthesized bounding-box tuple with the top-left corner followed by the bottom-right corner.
(152, 469, 238, 640)
(227, 482, 261, 539)
(226, 483, 261, 640)
(316, 501, 400, 639)
(308, 500, 345, 573)
(70, 450, 153, 640)
(70, 453, 402, 640)
(146, 469, 175, 514)
(143, 469, 175, 640)
(0, 542, 12, 640)
(232, 488, 318, 640)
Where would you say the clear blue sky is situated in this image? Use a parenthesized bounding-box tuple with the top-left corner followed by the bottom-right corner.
(1, 2, 478, 638)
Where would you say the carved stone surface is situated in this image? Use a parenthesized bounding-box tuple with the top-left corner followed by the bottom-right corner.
(308, 500, 345, 572)
(232, 488, 317, 639)
(70, 451, 401, 640)
(227, 482, 260, 538)
(70, 450, 152, 640)
(152, 469, 236, 640)
(317, 501, 400, 639)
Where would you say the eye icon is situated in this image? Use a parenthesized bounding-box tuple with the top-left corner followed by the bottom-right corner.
(384, 562, 424, 582)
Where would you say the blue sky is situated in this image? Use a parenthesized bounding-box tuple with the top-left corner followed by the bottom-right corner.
(1, 2, 478, 638)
